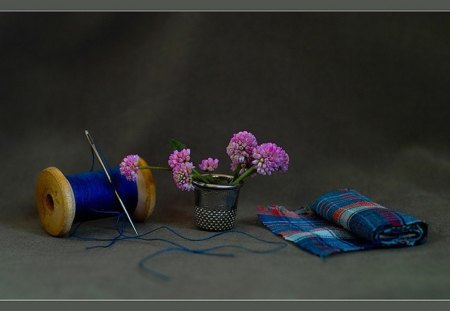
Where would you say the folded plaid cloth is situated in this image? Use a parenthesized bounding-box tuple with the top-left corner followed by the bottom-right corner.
(257, 189, 428, 257)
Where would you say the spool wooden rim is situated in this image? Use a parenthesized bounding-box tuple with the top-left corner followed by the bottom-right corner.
(133, 157, 157, 222)
(36, 167, 76, 237)
(35, 158, 157, 237)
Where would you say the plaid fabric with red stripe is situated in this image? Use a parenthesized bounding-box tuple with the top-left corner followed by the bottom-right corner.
(257, 189, 427, 257)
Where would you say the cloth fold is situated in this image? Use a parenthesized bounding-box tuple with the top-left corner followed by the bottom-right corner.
(257, 189, 428, 257)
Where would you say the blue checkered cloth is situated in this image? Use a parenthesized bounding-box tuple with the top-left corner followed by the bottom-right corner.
(257, 189, 428, 257)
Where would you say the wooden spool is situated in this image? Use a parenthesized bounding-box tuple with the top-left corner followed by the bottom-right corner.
(35, 158, 156, 237)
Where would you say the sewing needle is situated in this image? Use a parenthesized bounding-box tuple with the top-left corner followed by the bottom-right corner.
(84, 130, 139, 236)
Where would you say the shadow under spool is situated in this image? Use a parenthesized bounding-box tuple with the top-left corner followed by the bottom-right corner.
(35, 158, 156, 237)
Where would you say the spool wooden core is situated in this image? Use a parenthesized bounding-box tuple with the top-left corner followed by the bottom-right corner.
(35, 158, 156, 237)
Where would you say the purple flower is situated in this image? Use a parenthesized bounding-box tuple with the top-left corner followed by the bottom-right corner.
(226, 131, 258, 172)
(119, 154, 140, 182)
(199, 158, 219, 172)
(251, 143, 289, 176)
(168, 148, 191, 169)
(172, 162, 194, 191)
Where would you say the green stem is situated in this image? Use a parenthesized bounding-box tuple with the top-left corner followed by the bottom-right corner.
(232, 166, 256, 184)
(192, 168, 210, 183)
(139, 165, 171, 171)
(232, 166, 241, 181)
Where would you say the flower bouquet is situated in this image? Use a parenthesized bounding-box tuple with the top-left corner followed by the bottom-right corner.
(120, 131, 289, 231)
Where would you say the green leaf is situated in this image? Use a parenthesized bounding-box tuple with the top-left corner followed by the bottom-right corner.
(169, 139, 187, 151)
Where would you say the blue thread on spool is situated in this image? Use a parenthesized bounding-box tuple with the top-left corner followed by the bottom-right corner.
(35, 158, 156, 237)
(66, 168, 138, 223)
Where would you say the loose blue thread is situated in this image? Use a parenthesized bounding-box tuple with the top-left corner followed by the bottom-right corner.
(70, 217, 287, 281)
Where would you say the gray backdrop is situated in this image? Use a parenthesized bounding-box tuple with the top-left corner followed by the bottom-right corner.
(0, 13, 449, 299)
